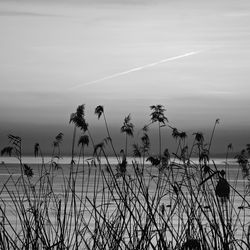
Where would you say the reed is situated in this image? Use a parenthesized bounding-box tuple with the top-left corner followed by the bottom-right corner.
(0, 104, 249, 249)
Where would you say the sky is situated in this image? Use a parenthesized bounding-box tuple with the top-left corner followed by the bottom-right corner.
(0, 0, 250, 156)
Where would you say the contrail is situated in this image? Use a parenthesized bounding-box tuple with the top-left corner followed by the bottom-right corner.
(70, 51, 201, 89)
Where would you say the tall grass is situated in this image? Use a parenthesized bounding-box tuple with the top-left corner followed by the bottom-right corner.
(0, 104, 250, 249)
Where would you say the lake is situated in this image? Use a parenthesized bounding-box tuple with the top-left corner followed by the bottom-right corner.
(0, 156, 249, 249)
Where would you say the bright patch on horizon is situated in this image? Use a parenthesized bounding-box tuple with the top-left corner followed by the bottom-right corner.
(70, 51, 202, 89)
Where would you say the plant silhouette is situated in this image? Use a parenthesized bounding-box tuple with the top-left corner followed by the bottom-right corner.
(150, 104, 168, 157)
(69, 104, 88, 165)
(120, 114, 134, 157)
(95, 105, 119, 162)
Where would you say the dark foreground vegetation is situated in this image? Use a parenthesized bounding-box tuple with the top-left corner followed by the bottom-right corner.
(1, 104, 250, 249)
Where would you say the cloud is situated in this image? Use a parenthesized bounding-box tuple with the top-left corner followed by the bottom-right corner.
(0, 10, 60, 17)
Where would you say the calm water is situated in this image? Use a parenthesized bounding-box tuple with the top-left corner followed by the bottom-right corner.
(0, 156, 249, 248)
(0, 156, 235, 165)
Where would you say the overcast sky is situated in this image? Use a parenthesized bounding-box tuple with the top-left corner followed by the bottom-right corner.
(0, 0, 250, 156)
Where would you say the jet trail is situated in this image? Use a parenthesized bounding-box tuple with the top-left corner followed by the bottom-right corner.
(70, 51, 201, 89)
